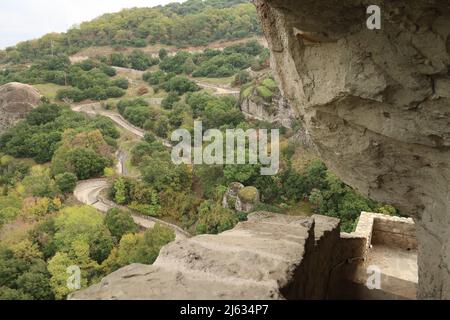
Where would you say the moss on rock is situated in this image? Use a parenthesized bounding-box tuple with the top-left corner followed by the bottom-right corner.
(238, 186, 259, 203)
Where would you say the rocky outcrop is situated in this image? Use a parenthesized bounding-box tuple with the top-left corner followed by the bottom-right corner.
(255, 0, 450, 298)
(70, 212, 359, 300)
(0, 82, 41, 133)
(223, 183, 260, 212)
(241, 90, 295, 128)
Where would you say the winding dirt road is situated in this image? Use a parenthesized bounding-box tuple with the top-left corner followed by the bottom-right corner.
(73, 179, 189, 240)
(70, 66, 242, 239)
(113, 66, 240, 96)
(71, 102, 172, 147)
(71, 102, 188, 240)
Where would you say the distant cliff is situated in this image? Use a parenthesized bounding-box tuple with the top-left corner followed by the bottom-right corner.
(239, 76, 294, 128)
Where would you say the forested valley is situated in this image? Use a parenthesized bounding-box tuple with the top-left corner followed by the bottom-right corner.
(0, 0, 399, 300)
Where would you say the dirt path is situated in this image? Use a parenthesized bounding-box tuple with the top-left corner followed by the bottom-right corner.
(194, 81, 240, 96)
(71, 101, 189, 240)
(71, 102, 172, 147)
(112, 66, 240, 97)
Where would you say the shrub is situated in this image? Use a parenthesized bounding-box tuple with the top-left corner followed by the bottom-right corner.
(104, 208, 138, 241)
(55, 172, 78, 194)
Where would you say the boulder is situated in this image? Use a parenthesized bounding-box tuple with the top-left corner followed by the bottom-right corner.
(237, 186, 260, 212)
(0, 82, 41, 132)
(223, 183, 260, 212)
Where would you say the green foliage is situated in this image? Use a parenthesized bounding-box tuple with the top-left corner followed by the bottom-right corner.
(195, 200, 239, 234)
(256, 85, 273, 101)
(1, 1, 260, 65)
(113, 178, 127, 205)
(22, 166, 59, 198)
(109, 53, 127, 67)
(55, 172, 78, 194)
(104, 208, 138, 241)
(28, 217, 57, 260)
(261, 78, 277, 90)
(238, 186, 258, 203)
(112, 77, 129, 89)
(26, 104, 61, 126)
(202, 96, 244, 129)
(0, 242, 54, 300)
(160, 51, 191, 74)
(140, 155, 192, 193)
(308, 173, 376, 233)
(117, 98, 160, 129)
(53, 206, 106, 251)
(0, 156, 30, 187)
(103, 224, 174, 273)
(161, 76, 199, 94)
(110, 177, 161, 216)
(52, 147, 110, 180)
(0, 104, 118, 164)
(161, 92, 180, 109)
(128, 50, 158, 70)
(280, 160, 327, 202)
(130, 140, 165, 166)
(233, 70, 251, 86)
(143, 70, 169, 85)
(159, 48, 168, 60)
(186, 91, 216, 118)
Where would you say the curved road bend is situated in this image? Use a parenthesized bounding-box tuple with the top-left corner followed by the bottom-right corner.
(71, 102, 172, 147)
(74, 179, 189, 240)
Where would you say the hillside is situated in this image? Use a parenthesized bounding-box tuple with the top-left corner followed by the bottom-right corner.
(0, 0, 261, 64)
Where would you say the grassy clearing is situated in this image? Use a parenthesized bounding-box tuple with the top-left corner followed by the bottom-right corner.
(34, 83, 69, 100)
(284, 201, 315, 216)
(193, 76, 234, 86)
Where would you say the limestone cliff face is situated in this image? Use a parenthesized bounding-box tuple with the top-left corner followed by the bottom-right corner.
(240, 90, 295, 128)
(0, 82, 41, 133)
(255, 0, 450, 298)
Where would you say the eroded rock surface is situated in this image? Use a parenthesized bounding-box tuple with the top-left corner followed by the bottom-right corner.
(70, 212, 349, 300)
(0, 82, 41, 132)
(241, 86, 295, 128)
(255, 0, 450, 298)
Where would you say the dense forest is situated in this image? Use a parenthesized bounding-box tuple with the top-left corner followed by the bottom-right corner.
(0, 0, 261, 64)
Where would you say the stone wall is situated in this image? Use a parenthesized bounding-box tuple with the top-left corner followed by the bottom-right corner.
(349, 211, 417, 253)
(371, 214, 417, 250)
(70, 212, 364, 300)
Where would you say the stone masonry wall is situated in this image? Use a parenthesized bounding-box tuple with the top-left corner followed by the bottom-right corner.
(70, 212, 359, 300)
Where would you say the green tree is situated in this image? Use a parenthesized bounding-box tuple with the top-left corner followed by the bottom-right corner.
(195, 200, 238, 235)
(161, 92, 180, 109)
(55, 172, 78, 194)
(52, 147, 110, 180)
(104, 208, 138, 241)
(158, 48, 168, 60)
(47, 252, 78, 300)
(22, 166, 59, 198)
(113, 177, 127, 205)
